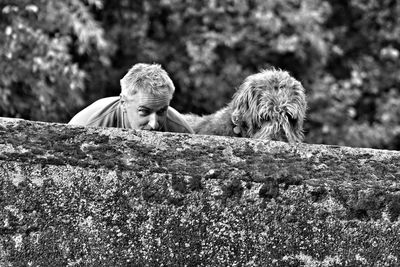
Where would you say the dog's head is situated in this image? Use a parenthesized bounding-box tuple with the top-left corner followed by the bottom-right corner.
(231, 69, 307, 143)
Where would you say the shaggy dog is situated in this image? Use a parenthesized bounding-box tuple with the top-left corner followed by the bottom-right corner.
(183, 69, 307, 143)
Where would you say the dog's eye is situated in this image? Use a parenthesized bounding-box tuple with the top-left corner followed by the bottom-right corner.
(261, 115, 271, 123)
(288, 114, 297, 127)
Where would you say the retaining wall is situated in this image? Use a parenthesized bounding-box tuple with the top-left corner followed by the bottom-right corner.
(1, 118, 400, 266)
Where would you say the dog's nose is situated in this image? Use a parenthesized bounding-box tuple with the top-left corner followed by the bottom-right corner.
(274, 128, 288, 142)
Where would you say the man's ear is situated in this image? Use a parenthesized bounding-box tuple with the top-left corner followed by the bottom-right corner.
(120, 94, 128, 114)
(119, 94, 125, 104)
(119, 78, 126, 101)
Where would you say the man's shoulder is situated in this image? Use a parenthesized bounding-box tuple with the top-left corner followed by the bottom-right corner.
(89, 97, 120, 107)
(69, 97, 120, 127)
(166, 107, 194, 134)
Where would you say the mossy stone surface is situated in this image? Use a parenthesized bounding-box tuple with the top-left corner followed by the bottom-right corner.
(1, 118, 400, 266)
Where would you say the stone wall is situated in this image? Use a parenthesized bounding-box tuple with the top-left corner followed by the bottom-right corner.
(1, 117, 400, 266)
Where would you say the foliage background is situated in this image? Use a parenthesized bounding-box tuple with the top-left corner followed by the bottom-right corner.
(1, 0, 399, 150)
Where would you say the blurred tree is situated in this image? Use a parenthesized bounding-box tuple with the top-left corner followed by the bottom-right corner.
(2, 0, 400, 150)
(0, 0, 110, 122)
(96, 0, 330, 114)
(306, 0, 400, 149)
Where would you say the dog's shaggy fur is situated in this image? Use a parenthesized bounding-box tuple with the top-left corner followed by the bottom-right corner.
(183, 69, 307, 143)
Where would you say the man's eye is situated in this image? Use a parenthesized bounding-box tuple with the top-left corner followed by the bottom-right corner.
(157, 109, 167, 115)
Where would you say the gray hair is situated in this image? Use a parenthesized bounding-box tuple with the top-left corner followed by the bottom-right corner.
(120, 63, 175, 98)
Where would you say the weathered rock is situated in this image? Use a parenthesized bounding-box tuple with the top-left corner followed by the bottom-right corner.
(0, 117, 400, 266)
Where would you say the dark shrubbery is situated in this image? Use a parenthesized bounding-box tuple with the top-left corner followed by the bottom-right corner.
(0, 0, 111, 122)
(1, 0, 399, 149)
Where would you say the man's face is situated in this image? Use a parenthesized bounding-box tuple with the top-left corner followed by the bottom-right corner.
(123, 91, 171, 131)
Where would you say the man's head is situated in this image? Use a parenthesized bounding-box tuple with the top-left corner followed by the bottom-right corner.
(120, 63, 175, 130)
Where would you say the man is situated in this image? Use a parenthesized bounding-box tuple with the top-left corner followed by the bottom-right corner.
(69, 63, 194, 134)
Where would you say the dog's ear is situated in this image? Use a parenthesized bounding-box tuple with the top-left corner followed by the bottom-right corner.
(231, 109, 241, 125)
(231, 90, 251, 135)
(231, 101, 248, 130)
(231, 79, 251, 116)
(231, 109, 243, 135)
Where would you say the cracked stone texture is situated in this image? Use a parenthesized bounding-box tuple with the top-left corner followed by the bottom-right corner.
(1, 117, 400, 266)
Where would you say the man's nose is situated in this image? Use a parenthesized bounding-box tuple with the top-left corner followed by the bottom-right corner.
(148, 113, 159, 130)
